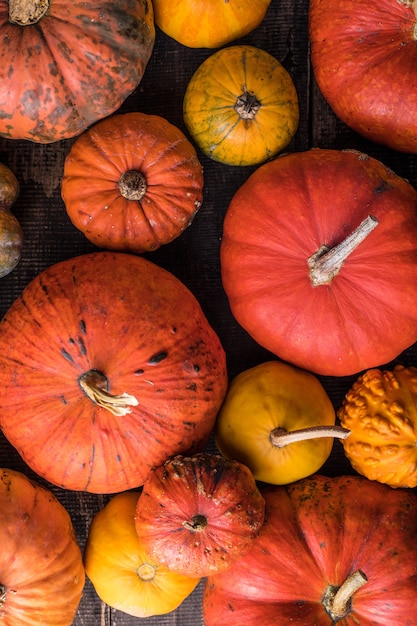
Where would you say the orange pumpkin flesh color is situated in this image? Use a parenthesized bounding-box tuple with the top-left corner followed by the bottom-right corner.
(220, 148, 417, 376)
(339, 364, 417, 488)
(84, 491, 200, 618)
(152, 0, 272, 49)
(215, 360, 349, 485)
(61, 112, 204, 253)
(203, 475, 417, 625)
(135, 453, 265, 578)
(0, 252, 228, 494)
(0, 468, 85, 626)
(0, 0, 155, 143)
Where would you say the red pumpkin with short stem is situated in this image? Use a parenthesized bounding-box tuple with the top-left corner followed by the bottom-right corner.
(61, 112, 204, 253)
(134, 453, 266, 578)
(221, 148, 417, 376)
(0, 468, 85, 625)
(309, 0, 417, 153)
(203, 474, 417, 625)
(0, 252, 227, 493)
(0, 0, 155, 143)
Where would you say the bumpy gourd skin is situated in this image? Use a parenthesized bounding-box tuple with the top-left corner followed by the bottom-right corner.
(338, 365, 417, 488)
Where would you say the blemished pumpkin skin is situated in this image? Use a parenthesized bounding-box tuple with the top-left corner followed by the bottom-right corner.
(221, 148, 417, 377)
(309, 0, 417, 153)
(203, 474, 417, 626)
(134, 453, 265, 578)
(215, 361, 342, 485)
(339, 365, 417, 488)
(0, 252, 228, 494)
(0, 468, 85, 626)
(152, 0, 271, 49)
(0, 163, 22, 278)
(84, 491, 200, 618)
(183, 45, 299, 166)
(61, 112, 204, 253)
(0, 0, 155, 143)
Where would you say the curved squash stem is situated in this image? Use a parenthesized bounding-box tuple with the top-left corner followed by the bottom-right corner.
(331, 570, 368, 618)
(79, 371, 138, 417)
(308, 215, 378, 286)
(270, 425, 350, 448)
(9, 0, 49, 25)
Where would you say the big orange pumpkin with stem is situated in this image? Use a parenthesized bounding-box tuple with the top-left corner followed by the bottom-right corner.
(0, 252, 227, 494)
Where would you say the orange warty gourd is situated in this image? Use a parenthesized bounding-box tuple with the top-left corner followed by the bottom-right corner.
(0, 252, 228, 493)
(135, 453, 265, 578)
(152, 0, 272, 49)
(0, 468, 85, 625)
(338, 364, 417, 488)
(183, 45, 299, 166)
(221, 148, 417, 376)
(204, 475, 417, 625)
(61, 112, 204, 253)
(0, 0, 155, 143)
(0, 163, 22, 278)
(84, 491, 200, 618)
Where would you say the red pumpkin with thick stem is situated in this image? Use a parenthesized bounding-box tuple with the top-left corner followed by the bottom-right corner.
(0, 252, 227, 494)
(135, 453, 266, 578)
(309, 0, 417, 153)
(221, 148, 417, 376)
(61, 112, 204, 253)
(0, 0, 155, 143)
(203, 474, 417, 625)
(0, 468, 85, 625)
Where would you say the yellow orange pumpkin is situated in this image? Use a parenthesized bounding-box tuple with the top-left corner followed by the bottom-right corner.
(84, 491, 200, 617)
(183, 45, 299, 166)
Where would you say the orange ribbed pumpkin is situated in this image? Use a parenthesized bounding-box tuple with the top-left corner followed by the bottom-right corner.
(0, 252, 227, 493)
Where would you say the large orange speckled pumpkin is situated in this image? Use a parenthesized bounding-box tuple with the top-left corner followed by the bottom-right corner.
(0, 0, 155, 143)
(0, 252, 228, 493)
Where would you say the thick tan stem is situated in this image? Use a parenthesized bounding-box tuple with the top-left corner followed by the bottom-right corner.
(308, 215, 378, 287)
(79, 370, 138, 417)
(331, 570, 368, 618)
(234, 91, 261, 120)
(137, 563, 156, 582)
(9, 0, 49, 25)
(270, 425, 350, 448)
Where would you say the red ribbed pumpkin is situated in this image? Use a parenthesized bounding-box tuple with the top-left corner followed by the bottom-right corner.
(221, 148, 417, 376)
(309, 0, 417, 153)
(61, 112, 204, 253)
(0, 0, 155, 143)
(0, 468, 85, 625)
(0, 252, 227, 493)
(204, 475, 417, 625)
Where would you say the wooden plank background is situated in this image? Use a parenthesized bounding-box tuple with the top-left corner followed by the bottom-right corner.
(1, 1, 417, 624)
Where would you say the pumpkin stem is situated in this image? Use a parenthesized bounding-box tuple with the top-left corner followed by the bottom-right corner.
(323, 570, 368, 620)
(118, 170, 147, 201)
(79, 370, 139, 417)
(9, 0, 49, 25)
(270, 425, 350, 448)
(308, 215, 379, 287)
(398, 0, 417, 38)
(137, 563, 156, 582)
(234, 91, 261, 120)
(0, 584, 6, 607)
(183, 514, 208, 532)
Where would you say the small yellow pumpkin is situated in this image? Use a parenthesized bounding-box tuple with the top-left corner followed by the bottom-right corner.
(338, 364, 417, 488)
(183, 45, 299, 166)
(152, 0, 272, 49)
(84, 491, 200, 618)
(215, 360, 347, 485)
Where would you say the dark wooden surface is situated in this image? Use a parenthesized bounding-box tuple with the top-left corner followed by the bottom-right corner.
(1, 1, 417, 624)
